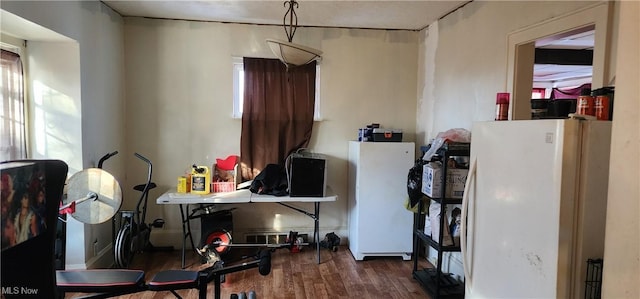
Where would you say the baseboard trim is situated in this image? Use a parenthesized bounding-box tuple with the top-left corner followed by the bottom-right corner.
(150, 227, 349, 249)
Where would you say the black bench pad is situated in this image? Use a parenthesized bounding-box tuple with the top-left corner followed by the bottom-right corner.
(56, 269, 145, 293)
(148, 270, 199, 291)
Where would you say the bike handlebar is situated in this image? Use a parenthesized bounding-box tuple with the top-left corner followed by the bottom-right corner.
(98, 151, 119, 169)
(134, 152, 152, 165)
(134, 153, 153, 187)
(134, 153, 153, 227)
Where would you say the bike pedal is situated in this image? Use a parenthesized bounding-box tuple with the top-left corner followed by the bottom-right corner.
(152, 218, 165, 228)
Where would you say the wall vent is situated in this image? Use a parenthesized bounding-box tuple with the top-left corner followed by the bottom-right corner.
(244, 233, 309, 245)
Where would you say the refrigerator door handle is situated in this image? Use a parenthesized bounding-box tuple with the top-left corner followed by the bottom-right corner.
(461, 157, 477, 289)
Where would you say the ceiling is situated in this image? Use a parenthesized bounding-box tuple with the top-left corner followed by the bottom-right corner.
(102, 0, 470, 31)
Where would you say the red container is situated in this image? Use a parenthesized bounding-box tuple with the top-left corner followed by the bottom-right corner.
(577, 96, 594, 116)
(577, 88, 595, 116)
(212, 182, 236, 193)
(495, 92, 510, 121)
(595, 95, 610, 120)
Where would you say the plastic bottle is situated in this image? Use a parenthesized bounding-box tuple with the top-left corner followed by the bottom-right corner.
(190, 165, 211, 194)
(576, 88, 594, 116)
(495, 92, 510, 121)
(177, 176, 187, 193)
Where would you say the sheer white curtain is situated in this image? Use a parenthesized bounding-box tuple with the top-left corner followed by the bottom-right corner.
(1, 49, 27, 161)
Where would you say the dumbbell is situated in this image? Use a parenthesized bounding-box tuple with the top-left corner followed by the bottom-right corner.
(232, 290, 256, 299)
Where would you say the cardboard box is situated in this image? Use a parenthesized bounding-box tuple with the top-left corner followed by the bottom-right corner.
(429, 201, 454, 246)
(421, 162, 468, 199)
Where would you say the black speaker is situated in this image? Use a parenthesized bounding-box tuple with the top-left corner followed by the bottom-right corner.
(288, 153, 327, 197)
(200, 209, 234, 256)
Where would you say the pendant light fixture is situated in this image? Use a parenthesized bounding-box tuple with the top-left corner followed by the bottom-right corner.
(266, 0, 322, 68)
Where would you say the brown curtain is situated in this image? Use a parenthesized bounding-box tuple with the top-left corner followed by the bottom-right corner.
(240, 58, 316, 181)
(1, 49, 27, 162)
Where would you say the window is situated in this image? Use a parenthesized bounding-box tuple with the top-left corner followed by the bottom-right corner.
(232, 58, 244, 119)
(239, 58, 317, 181)
(531, 88, 547, 99)
(233, 57, 321, 120)
(1, 47, 27, 161)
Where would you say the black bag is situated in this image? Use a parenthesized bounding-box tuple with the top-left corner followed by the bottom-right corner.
(320, 232, 340, 252)
(249, 164, 289, 196)
(407, 158, 428, 208)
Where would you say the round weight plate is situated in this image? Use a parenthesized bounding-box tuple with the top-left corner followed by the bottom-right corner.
(205, 231, 232, 254)
(65, 168, 122, 224)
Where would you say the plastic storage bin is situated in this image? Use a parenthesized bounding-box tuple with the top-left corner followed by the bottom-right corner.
(212, 182, 236, 193)
(372, 128, 403, 142)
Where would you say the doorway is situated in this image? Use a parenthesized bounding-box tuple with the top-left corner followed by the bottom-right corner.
(533, 26, 594, 93)
(506, 2, 613, 120)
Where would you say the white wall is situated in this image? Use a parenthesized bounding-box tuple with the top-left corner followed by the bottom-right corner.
(417, 1, 605, 145)
(1, 0, 125, 269)
(27, 40, 87, 268)
(602, 1, 639, 297)
(416, 0, 622, 286)
(27, 42, 82, 170)
(123, 18, 419, 247)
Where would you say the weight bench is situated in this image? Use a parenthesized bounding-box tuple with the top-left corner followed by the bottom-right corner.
(56, 249, 271, 299)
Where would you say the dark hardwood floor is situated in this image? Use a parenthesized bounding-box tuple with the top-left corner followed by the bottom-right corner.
(65, 246, 433, 299)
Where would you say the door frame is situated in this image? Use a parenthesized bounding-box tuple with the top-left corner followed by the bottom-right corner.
(506, 2, 613, 120)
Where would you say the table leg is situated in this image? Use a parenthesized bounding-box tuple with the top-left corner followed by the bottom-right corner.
(315, 202, 320, 264)
(179, 204, 197, 269)
(179, 204, 187, 269)
(186, 205, 196, 258)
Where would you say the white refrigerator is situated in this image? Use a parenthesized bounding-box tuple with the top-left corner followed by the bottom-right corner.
(348, 141, 415, 261)
(461, 119, 611, 299)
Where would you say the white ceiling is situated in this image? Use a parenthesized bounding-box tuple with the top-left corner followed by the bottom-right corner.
(102, 0, 470, 31)
(536, 27, 595, 50)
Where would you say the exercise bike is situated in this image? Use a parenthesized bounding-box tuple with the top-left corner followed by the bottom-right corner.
(89, 151, 171, 268)
(109, 152, 172, 268)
